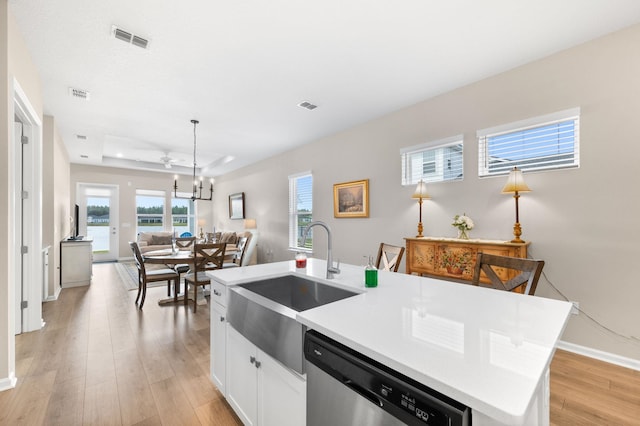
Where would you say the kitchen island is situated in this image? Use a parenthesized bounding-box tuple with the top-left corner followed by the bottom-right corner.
(208, 258, 572, 425)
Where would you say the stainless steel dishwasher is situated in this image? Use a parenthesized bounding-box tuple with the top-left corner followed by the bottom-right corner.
(304, 330, 471, 426)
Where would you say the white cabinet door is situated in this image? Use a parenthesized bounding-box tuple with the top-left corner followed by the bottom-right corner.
(210, 302, 227, 395)
(227, 326, 258, 426)
(257, 348, 306, 426)
(60, 240, 93, 286)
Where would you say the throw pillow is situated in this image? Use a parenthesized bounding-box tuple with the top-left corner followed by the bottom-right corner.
(151, 235, 173, 245)
(220, 232, 237, 244)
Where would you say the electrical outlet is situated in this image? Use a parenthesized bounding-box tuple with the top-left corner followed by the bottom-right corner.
(570, 301, 579, 315)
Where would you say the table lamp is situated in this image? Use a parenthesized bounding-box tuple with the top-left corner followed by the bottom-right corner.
(411, 180, 431, 238)
(501, 167, 531, 243)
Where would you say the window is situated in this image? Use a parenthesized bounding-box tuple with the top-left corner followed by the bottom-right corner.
(171, 196, 195, 236)
(478, 108, 580, 177)
(289, 172, 313, 251)
(401, 135, 463, 185)
(136, 190, 165, 234)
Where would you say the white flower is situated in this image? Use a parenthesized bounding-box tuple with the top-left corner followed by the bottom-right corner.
(452, 213, 474, 231)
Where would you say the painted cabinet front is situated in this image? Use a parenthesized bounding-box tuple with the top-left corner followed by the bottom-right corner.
(405, 237, 529, 291)
(226, 326, 306, 426)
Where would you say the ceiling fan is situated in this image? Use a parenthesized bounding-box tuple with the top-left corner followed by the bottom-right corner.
(160, 153, 178, 169)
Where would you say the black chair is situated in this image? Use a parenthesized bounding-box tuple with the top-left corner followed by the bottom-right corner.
(375, 243, 405, 272)
(183, 243, 226, 312)
(471, 252, 545, 295)
(223, 236, 249, 268)
(129, 242, 179, 309)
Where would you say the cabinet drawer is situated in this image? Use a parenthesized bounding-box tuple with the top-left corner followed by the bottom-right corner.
(405, 237, 529, 287)
(211, 281, 227, 307)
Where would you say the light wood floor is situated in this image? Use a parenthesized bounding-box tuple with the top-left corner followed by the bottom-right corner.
(550, 348, 640, 425)
(1, 262, 639, 425)
(0, 262, 242, 425)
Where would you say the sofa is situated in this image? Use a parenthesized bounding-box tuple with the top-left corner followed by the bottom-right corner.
(137, 231, 175, 253)
(137, 230, 257, 265)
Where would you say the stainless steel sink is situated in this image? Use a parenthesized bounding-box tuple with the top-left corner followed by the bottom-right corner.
(228, 275, 359, 374)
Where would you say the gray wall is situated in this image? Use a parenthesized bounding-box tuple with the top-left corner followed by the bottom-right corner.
(212, 24, 640, 361)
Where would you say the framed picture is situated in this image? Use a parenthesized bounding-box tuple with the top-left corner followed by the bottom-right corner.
(229, 192, 245, 219)
(333, 179, 369, 218)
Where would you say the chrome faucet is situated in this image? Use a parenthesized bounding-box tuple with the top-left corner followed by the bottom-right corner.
(301, 221, 340, 279)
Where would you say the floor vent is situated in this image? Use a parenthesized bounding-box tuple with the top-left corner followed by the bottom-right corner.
(112, 25, 150, 49)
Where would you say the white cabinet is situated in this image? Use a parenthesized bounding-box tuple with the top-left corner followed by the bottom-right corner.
(60, 238, 93, 287)
(258, 346, 307, 426)
(210, 301, 227, 394)
(227, 325, 259, 425)
(226, 325, 306, 426)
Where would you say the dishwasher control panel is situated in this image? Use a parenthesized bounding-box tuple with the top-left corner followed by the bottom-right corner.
(305, 330, 471, 426)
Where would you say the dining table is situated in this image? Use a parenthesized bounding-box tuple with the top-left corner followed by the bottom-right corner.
(143, 247, 237, 306)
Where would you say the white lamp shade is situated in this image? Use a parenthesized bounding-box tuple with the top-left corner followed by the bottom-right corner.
(412, 180, 431, 199)
(501, 167, 531, 194)
(244, 218, 257, 229)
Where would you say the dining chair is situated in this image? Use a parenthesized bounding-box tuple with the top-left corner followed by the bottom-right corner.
(471, 252, 545, 295)
(183, 243, 226, 312)
(375, 243, 405, 272)
(223, 236, 249, 268)
(129, 241, 179, 309)
(172, 236, 196, 295)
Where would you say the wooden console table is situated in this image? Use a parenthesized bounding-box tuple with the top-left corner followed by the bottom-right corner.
(405, 237, 530, 290)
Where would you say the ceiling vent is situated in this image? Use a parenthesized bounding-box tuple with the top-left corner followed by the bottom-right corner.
(112, 25, 149, 49)
(69, 87, 90, 101)
(76, 134, 87, 140)
(80, 155, 89, 159)
(298, 101, 318, 111)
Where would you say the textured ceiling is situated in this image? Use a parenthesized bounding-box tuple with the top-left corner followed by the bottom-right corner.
(9, 0, 640, 177)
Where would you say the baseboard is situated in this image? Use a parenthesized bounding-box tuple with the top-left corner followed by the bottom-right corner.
(43, 284, 61, 302)
(118, 256, 134, 262)
(557, 340, 640, 372)
(0, 373, 17, 391)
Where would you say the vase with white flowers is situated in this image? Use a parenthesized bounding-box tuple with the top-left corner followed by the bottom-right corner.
(452, 213, 474, 240)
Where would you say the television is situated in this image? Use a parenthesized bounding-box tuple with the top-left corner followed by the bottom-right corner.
(73, 204, 80, 239)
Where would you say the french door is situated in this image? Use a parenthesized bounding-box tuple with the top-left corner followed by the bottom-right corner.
(77, 183, 119, 262)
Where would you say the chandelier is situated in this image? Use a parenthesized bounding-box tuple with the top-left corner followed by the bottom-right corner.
(173, 119, 213, 201)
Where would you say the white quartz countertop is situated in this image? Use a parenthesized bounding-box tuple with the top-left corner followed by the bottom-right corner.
(208, 258, 572, 424)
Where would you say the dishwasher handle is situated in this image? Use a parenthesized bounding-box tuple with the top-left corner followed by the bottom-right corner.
(343, 379, 383, 407)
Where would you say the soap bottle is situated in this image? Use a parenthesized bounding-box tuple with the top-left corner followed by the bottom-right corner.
(364, 256, 378, 288)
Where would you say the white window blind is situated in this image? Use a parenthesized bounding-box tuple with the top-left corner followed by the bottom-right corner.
(288, 172, 313, 251)
(478, 108, 580, 176)
(401, 135, 464, 185)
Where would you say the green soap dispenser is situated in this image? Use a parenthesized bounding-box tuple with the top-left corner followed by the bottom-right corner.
(364, 256, 378, 288)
